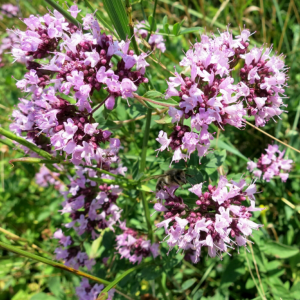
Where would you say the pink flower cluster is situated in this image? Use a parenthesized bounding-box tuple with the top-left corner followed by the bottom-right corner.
(76, 278, 115, 300)
(61, 166, 123, 239)
(0, 3, 19, 19)
(116, 222, 159, 264)
(240, 47, 287, 127)
(54, 230, 95, 270)
(156, 28, 288, 164)
(53, 163, 125, 271)
(9, 7, 149, 164)
(247, 144, 293, 182)
(135, 21, 166, 52)
(154, 176, 263, 262)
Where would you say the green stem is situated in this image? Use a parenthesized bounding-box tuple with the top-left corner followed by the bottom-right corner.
(9, 157, 64, 166)
(140, 0, 147, 21)
(139, 109, 153, 241)
(158, 272, 170, 300)
(146, 0, 158, 42)
(100, 262, 150, 294)
(125, 0, 140, 55)
(0, 138, 24, 153)
(140, 109, 152, 171)
(0, 241, 110, 285)
(0, 128, 54, 160)
(44, 0, 81, 26)
(9, 157, 133, 183)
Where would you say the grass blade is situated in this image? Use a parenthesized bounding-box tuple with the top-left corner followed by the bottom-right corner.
(102, 0, 130, 40)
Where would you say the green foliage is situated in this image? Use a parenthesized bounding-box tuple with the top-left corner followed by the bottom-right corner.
(102, 0, 130, 40)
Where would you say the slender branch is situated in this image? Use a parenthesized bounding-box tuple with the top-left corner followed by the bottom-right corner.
(244, 120, 300, 154)
(0, 227, 53, 257)
(9, 157, 64, 167)
(113, 108, 167, 124)
(0, 241, 109, 285)
(244, 247, 265, 300)
(90, 97, 107, 115)
(100, 262, 150, 295)
(140, 109, 154, 242)
(9, 157, 133, 183)
(0, 241, 133, 298)
(125, 0, 140, 55)
(0, 128, 54, 160)
(140, 109, 152, 176)
(0, 138, 24, 153)
(146, 0, 158, 41)
(139, 47, 175, 76)
(248, 242, 266, 299)
(281, 197, 300, 214)
(133, 93, 177, 107)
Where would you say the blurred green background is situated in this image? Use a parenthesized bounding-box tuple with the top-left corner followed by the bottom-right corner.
(0, 0, 300, 299)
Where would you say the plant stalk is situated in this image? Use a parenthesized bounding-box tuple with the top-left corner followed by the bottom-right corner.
(100, 262, 150, 295)
(0, 128, 54, 160)
(125, 0, 140, 55)
(245, 120, 300, 154)
(139, 109, 153, 241)
(147, 0, 158, 41)
(0, 241, 110, 285)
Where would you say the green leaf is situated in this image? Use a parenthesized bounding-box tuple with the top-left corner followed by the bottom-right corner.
(162, 16, 170, 34)
(164, 24, 170, 34)
(173, 22, 181, 36)
(193, 290, 203, 300)
(182, 278, 197, 290)
(100, 262, 151, 294)
(154, 115, 172, 124)
(30, 293, 57, 300)
(143, 91, 165, 99)
(200, 149, 227, 169)
(148, 15, 157, 32)
(132, 158, 140, 180)
(48, 277, 61, 297)
(270, 284, 293, 299)
(142, 91, 178, 108)
(266, 260, 281, 271)
(140, 265, 162, 280)
(264, 241, 299, 259)
(211, 139, 248, 162)
(93, 104, 107, 125)
(102, 0, 130, 40)
(220, 258, 245, 288)
(136, 184, 152, 192)
(162, 15, 168, 27)
(179, 27, 202, 35)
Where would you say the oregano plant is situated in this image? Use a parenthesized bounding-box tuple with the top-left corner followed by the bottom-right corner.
(0, 1, 299, 300)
